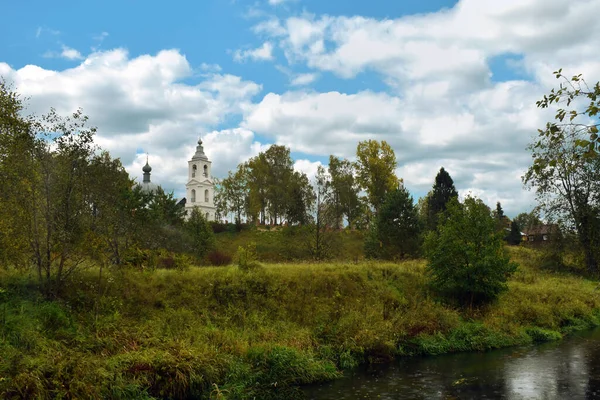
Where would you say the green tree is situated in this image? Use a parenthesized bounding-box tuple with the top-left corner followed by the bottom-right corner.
(185, 207, 215, 259)
(264, 145, 294, 225)
(355, 140, 399, 214)
(0, 80, 35, 268)
(536, 70, 600, 157)
(507, 220, 522, 245)
(424, 196, 517, 307)
(513, 211, 541, 233)
(285, 171, 315, 225)
(87, 151, 140, 265)
(427, 167, 458, 230)
(218, 167, 248, 227)
(524, 125, 600, 274)
(301, 166, 339, 260)
(328, 156, 362, 228)
(365, 186, 421, 259)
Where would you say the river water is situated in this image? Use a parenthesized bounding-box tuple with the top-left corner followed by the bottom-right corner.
(303, 328, 600, 399)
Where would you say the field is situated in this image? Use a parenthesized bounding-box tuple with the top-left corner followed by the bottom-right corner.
(1, 246, 600, 399)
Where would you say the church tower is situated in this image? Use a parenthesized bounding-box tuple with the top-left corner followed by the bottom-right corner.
(185, 138, 216, 221)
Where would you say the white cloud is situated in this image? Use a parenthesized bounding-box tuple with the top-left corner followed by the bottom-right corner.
(60, 45, 83, 60)
(43, 45, 84, 60)
(233, 42, 275, 62)
(2, 48, 262, 197)
(254, 0, 600, 93)
(7, 0, 600, 217)
(268, 0, 295, 5)
(290, 72, 318, 86)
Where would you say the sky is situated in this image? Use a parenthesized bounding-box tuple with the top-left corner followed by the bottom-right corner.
(1, 0, 600, 217)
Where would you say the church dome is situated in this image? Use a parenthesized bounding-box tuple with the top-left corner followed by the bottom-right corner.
(142, 161, 152, 173)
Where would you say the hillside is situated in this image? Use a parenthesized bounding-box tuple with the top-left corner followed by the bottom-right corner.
(1, 247, 599, 399)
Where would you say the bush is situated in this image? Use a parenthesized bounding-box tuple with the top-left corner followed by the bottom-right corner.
(236, 242, 261, 270)
(207, 250, 232, 266)
(424, 196, 518, 307)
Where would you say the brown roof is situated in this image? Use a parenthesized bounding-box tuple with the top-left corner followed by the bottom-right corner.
(523, 224, 558, 236)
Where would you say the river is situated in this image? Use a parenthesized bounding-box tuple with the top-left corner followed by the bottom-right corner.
(303, 328, 600, 399)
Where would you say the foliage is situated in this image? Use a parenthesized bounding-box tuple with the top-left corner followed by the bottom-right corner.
(427, 167, 458, 231)
(523, 125, 600, 274)
(507, 220, 523, 246)
(327, 156, 362, 228)
(355, 140, 400, 214)
(207, 250, 233, 266)
(299, 166, 341, 260)
(536, 70, 600, 157)
(185, 208, 215, 259)
(230, 145, 314, 226)
(513, 211, 542, 233)
(365, 186, 421, 260)
(2, 249, 600, 398)
(425, 197, 518, 306)
(236, 242, 261, 270)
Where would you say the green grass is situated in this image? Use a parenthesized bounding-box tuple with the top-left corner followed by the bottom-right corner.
(1, 246, 600, 399)
(214, 227, 365, 262)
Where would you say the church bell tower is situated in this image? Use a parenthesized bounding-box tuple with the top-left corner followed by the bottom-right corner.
(185, 138, 216, 221)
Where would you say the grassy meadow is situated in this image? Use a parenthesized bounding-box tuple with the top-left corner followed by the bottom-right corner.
(1, 246, 600, 399)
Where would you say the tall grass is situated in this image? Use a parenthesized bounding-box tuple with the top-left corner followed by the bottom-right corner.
(1, 247, 600, 398)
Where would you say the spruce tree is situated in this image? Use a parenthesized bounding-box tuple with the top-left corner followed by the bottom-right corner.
(427, 167, 458, 230)
(507, 220, 522, 245)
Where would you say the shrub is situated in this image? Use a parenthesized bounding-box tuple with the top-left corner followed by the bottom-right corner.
(425, 196, 518, 307)
(236, 242, 261, 270)
(207, 250, 233, 266)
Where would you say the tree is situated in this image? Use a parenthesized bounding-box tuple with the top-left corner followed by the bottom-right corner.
(495, 202, 504, 220)
(0, 80, 35, 268)
(427, 167, 458, 230)
(536, 70, 600, 158)
(301, 166, 339, 260)
(219, 166, 249, 226)
(285, 171, 315, 225)
(365, 186, 421, 259)
(513, 211, 541, 233)
(87, 151, 140, 265)
(507, 220, 522, 246)
(328, 156, 362, 228)
(355, 140, 399, 214)
(264, 145, 294, 225)
(523, 126, 600, 274)
(185, 207, 215, 259)
(424, 196, 517, 307)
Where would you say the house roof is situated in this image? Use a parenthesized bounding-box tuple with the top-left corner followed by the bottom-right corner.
(523, 224, 558, 236)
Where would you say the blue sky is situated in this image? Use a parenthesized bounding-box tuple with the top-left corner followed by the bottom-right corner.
(1, 0, 599, 216)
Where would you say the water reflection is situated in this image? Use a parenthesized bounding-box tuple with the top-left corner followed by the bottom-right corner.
(304, 329, 600, 399)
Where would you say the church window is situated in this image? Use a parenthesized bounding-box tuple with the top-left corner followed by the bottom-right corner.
(205, 189, 209, 202)
(191, 189, 196, 203)
(203, 165, 208, 177)
(206, 212, 210, 219)
(192, 164, 197, 178)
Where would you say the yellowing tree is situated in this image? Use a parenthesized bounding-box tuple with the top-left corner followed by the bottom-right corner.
(355, 140, 399, 214)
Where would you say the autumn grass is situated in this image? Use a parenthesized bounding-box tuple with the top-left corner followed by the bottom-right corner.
(214, 227, 366, 262)
(1, 246, 600, 399)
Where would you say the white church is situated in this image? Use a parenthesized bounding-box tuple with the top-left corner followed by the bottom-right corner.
(138, 137, 216, 221)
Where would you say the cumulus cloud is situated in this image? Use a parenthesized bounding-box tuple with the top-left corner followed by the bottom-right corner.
(5, 0, 600, 217)
(233, 42, 275, 62)
(1, 49, 262, 197)
(254, 0, 600, 92)
(43, 45, 84, 60)
(232, 0, 600, 216)
(290, 72, 318, 86)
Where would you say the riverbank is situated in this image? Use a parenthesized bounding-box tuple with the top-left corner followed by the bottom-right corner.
(1, 247, 599, 399)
